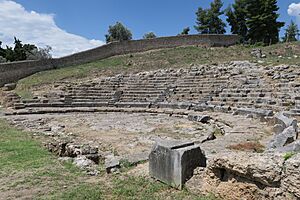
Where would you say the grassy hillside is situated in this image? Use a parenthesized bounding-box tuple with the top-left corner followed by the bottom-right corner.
(14, 42, 300, 98)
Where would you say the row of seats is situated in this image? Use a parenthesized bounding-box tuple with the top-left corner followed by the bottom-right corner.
(13, 65, 300, 115)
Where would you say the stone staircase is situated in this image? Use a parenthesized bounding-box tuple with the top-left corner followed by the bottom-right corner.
(7, 62, 300, 116)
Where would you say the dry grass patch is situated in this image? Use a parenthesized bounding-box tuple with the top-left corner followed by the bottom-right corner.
(227, 141, 265, 153)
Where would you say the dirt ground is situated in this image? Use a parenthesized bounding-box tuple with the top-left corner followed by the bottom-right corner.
(3, 111, 272, 158)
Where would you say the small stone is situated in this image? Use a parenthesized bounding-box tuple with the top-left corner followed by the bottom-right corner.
(73, 156, 95, 169)
(105, 156, 120, 173)
(2, 83, 17, 91)
(257, 60, 264, 64)
(58, 157, 73, 162)
(246, 114, 253, 119)
(188, 113, 211, 123)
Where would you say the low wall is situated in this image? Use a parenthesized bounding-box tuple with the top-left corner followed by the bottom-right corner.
(0, 34, 239, 86)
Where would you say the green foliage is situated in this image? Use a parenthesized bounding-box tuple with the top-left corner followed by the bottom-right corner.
(0, 41, 6, 59)
(105, 22, 133, 43)
(180, 27, 190, 35)
(226, 0, 284, 45)
(0, 37, 48, 62)
(283, 152, 296, 161)
(143, 32, 157, 39)
(26, 45, 52, 60)
(282, 21, 299, 42)
(225, 0, 248, 42)
(195, 0, 226, 34)
(13, 37, 28, 61)
(246, 0, 284, 44)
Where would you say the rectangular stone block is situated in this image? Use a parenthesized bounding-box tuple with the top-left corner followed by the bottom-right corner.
(149, 139, 206, 189)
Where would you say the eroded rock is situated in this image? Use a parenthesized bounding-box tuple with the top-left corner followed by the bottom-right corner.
(268, 126, 297, 149)
(199, 152, 299, 200)
(281, 153, 300, 198)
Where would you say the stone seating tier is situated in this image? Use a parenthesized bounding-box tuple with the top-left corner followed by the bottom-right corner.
(9, 63, 300, 116)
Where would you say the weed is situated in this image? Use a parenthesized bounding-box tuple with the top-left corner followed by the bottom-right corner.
(283, 152, 296, 161)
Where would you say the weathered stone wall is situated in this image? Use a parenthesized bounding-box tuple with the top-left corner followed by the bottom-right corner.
(0, 34, 239, 86)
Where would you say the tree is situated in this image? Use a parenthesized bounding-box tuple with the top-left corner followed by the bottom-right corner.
(105, 22, 132, 43)
(0, 56, 6, 63)
(226, 0, 284, 44)
(180, 27, 190, 35)
(246, 0, 284, 44)
(4, 46, 15, 62)
(0, 42, 6, 63)
(26, 45, 52, 60)
(0, 37, 40, 62)
(195, 0, 226, 34)
(225, 0, 248, 42)
(143, 32, 157, 39)
(13, 37, 27, 61)
(0, 41, 6, 59)
(282, 21, 299, 42)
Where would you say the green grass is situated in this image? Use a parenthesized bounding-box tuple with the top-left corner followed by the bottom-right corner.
(0, 119, 218, 200)
(0, 119, 85, 199)
(0, 120, 52, 171)
(53, 184, 103, 200)
(14, 41, 300, 98)
(111, 176, 218, 200)
(112, 176, 167, 199)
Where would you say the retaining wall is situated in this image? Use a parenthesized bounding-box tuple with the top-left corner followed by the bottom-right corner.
(0, 34, 239, 86)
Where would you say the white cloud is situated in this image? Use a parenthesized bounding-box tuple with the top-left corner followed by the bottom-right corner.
(288, 3, 300, 25)
(0, 0, 104, 58)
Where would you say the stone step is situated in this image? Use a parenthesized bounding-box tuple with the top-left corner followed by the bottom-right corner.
(175, 87, 217, 91)
(290, 109, 300, 114)
(71, 99, 112, 104)
(71, 102, 109, 107)
(219, 92, 291, 98)
(122, 90, 163, 95)
(119, 87, 167, 91)
(71, 95, 113, 99)
(221, 88, 274, 93)
(69, 90, 114, 94)
(114, 102, 151, 108)
(118, 97, 158, 102)
(120, 93, 160, 97)
(179, 79, 228, 84)
(14, 103, 25, 109)
(211, 96, 280, 104)
(23, 102, 68, 108)
(120, 83, 170, 87)
(21, 99, 41, 103)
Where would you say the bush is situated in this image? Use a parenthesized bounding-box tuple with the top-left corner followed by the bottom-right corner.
(143, 32, 157, 39)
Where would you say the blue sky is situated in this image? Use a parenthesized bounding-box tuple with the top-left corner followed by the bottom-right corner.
(1, 0, 299, 57)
